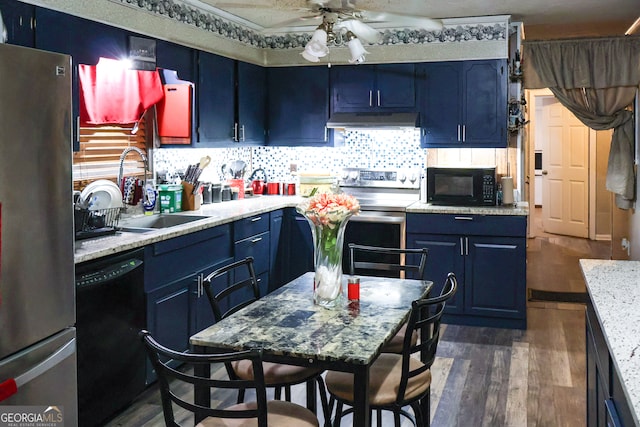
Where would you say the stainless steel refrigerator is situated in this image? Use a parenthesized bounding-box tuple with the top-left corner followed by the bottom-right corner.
(0, 43, 77, 425)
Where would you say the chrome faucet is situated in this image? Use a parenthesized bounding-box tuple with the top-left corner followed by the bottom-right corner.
(117, 146, 149, 201)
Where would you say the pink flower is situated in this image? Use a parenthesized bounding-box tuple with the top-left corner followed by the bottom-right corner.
(297, 192, 360, 225)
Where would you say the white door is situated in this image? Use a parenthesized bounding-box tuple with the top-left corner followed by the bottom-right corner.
(540, 97, 589, 238)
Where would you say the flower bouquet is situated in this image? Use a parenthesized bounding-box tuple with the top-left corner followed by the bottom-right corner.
(296, 192, 360, 308)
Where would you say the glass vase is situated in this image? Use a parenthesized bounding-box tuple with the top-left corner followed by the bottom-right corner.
(304, 213, 353, 308)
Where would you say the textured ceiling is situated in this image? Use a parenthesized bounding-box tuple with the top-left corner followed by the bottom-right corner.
(187, 0, 639, 34)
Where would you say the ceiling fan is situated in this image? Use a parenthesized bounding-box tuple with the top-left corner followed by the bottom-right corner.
(210, 0, 442, 63)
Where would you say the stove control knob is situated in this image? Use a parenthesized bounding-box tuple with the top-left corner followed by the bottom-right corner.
(399, 173, 407, 183)
(349, 171, 359, 181)
(341, 171, 349, 180)
(409, 174, 417, 184)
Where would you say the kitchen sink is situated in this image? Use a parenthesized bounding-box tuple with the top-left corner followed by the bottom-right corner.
(118, 214, 211, 232)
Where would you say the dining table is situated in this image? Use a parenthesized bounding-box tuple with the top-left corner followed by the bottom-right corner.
(190, 272, 433, 427)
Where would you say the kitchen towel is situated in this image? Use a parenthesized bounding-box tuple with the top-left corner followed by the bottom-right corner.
(78, 57, 164, 125)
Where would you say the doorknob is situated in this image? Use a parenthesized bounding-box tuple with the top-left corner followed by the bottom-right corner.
(541, 170, 548, 175)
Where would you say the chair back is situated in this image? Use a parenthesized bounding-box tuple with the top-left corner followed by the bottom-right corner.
(139, 330, 269, 427)
(348, 243, 428, 279)
(202, 257, 260, 322)
(396, 272, 457, 404)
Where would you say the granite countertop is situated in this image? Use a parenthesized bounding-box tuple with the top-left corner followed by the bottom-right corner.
(74, 195, 302, 264)
(580, 259, 640, 426)
(74, 197, 529, 264)
(407, 200, 529, 216)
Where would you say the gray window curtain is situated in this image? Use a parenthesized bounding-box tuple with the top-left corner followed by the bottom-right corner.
(522, 36, 640, 209)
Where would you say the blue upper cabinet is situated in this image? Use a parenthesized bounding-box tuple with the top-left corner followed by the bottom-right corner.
(237, 61, 266, 145)
(35, 8, 129, 66)
(197, 53, 265, 146)
(34, 7, 130, 151)
(267, 66, 338, 146)
(331, 63, 416, 112)
(416, 62, 461, 146)
(418, 59, 507, 148)
(156, 40, 196, 83)
(0, 0, 35, 47)
(197, 51, 235, 146)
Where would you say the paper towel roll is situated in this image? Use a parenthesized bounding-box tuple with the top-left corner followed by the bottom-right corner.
(502, 177, 514, 205)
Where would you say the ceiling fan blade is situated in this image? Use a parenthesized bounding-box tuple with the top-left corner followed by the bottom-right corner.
(260, 14, 323, 33)
(361, 11, 443, 31)
(334, 19, 381, 44)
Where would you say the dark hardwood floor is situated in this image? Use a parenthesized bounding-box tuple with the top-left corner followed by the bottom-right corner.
(106, 210, 610, 426)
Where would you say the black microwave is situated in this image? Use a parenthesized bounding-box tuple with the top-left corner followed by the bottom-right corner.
(426, 167, 496, 206)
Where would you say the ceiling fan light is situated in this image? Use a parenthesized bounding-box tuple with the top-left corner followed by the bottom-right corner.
(301, 49, 321, 62)
(347, 36, 368, 64)
(301, 28, 329, 61)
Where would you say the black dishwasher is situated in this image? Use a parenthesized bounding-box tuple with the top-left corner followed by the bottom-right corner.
(75, 248, 146, 427)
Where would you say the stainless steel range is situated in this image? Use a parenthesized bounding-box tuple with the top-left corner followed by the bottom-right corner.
(338, 167, 421, 277)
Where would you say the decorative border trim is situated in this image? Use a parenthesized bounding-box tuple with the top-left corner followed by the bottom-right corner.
(110, 0, 506, 49)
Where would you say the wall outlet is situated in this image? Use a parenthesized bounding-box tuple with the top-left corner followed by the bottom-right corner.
(290, 163, 298, 172)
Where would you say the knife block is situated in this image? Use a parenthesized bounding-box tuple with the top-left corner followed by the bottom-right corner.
(181, 182, 201, 211)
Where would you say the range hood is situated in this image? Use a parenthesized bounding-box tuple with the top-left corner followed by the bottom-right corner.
(326, 112, 419, 130)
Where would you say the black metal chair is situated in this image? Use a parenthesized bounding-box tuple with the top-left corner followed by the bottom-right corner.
(325, 272, 457, 427)
(140, 330, 319, 427)
(348, 243, 429, 354)
(348, 243, 428, 280)
(202, 257, 330, 425)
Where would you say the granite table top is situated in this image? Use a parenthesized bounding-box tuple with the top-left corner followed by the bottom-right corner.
(580, 259, 640, 426)
(190, 272, 433, 366)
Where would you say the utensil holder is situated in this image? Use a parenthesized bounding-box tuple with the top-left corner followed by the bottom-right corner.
(181, 182, 201, 211)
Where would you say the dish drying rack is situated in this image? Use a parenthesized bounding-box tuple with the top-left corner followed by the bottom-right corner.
(74, 206, 122, 241)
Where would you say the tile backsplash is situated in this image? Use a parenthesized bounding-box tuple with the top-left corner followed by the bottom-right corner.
(153, 129, 511, 184)
(154, 129, 426, 183)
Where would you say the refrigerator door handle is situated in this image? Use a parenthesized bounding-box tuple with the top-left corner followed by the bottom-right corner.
(0, 338, 76, 402)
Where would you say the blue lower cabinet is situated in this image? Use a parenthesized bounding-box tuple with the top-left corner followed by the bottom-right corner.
(283, 208, 314, 284)
(407, 213, 526, 329)
(145, 275, 192, 383)
(235, 231, 270, 274)
(269, 210, 285, 291)
(233, 214, 271, 301)
(191, 257, 234, 335)
(143, 225, 232, 383)
(408, 234, 465, 314)
(586, 299, 635, 427)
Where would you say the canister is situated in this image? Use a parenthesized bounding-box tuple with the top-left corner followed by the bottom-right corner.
(221, 184, 231, 201)
(201, 183, 212, 204)
(211, 183, 222, 203)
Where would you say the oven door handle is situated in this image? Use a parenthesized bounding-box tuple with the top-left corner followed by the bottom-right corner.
(350, 214, 405, 224)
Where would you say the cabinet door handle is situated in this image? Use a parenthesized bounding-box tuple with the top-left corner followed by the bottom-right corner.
(377, 90, 381, 107)
(241, 125, 245, 142)
(457, 124, 461, 141)
(193, 275, 201, 297)
(463, 125, 466, 142)
(324, 126, 328, 142)
(251, 216, 262, 222)
(369, 90, 373, 107)
(251, 237, 263, 243)
(460, 237, 464, 256)
(454, 216, 473, 221)
(465, 237, 469, 256)
(233, 123, 239, 142)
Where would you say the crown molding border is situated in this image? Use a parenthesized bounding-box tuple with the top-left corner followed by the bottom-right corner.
(107, 0, 508, 50)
